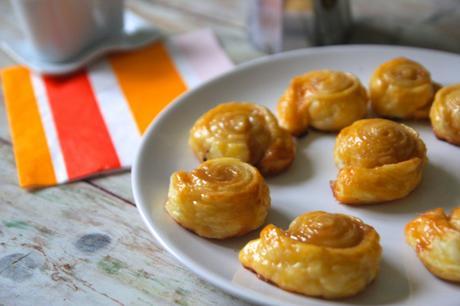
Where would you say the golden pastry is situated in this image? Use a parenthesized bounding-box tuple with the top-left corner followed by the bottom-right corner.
(277, 70, 368, 135)
(189, 102, 296, 175)
(369, 57, 437, 119)
(239, 211, 381, 299)
(332, 118, 427, 205)
(430, 83, 460, 146)
(405, 207, 460, 282)
(165, 158, 270, 239)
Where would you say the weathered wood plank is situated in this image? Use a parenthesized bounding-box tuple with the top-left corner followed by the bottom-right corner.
(87, 173, 135, 204)
(0, 141, 248, 305)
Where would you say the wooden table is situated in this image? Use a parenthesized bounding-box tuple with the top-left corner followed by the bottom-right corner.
(1, 1, 459, 305)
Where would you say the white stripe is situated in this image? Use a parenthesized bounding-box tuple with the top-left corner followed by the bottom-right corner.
(165, 40, 202, 89)
(87, 59, 142, 167)
(30, 74, 68, 183)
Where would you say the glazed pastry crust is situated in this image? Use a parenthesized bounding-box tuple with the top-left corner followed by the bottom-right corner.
(189, 102, 296, 175)
(430, 83, 460, 146)
(165, 158, 270, 239)
(277, 70, 368, 135)
(332, 118, 427, 205)
(405, 207, 460, 282)
(239, 211, 381, 299)
(369, 57, 436, 119)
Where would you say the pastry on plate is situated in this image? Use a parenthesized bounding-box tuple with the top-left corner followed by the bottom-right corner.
(332, 118, 427, 205)
(189, 102, 296, 175)
(239, 211, 381, 299)
(277, 70, 368, 135)
(165, 158, 270, 239)
(405, 207, 460, 282)
(369, 57, 437, 119)
(430, 83, 460, 146)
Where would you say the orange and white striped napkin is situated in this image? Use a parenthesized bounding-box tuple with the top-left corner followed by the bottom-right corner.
(1, 29, 233, 188)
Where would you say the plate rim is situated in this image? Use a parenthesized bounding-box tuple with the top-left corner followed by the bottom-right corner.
(131, 44, 460, 305)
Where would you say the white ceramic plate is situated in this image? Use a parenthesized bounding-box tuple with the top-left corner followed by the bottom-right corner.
(132, 45, 460, 306)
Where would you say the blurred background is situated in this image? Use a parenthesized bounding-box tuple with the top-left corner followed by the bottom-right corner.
(1, 0, 460, 67)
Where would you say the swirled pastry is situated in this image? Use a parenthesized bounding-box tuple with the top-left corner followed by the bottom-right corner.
(277, 70, 368, 135)
(430, 83, 460, 146)
(369, 57, 437, 119)
(332, 118, 427, 204)
(239, 211, 381, 299)
(189, 102, 296, 175)
(405, 207, 460, 282)
(165, 158, 270, 239)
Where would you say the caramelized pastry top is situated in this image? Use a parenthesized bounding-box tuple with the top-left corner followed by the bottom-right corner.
(335, 118, 426, 168)
(296, 70, 357, 96)
(379, 57, 431, 87)
(287, 211, 365, 248)
(177, 157, 256, 194)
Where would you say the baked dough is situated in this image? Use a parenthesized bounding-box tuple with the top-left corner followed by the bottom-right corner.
(405, 207, 460, 282)
(239, 211, 381, 299)
(430, 83, 460, 146)
(332, 118, 427, 204)
(165, 158, 270, 239)
(369, 57, 436, 119)
(277, 70, 368, 135)
(189, 102, 296, 175)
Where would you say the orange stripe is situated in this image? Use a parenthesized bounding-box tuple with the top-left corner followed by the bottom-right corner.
(43, 71, 121, 180)
(1, 67, 56, 187)
(109, 42, 187, 133)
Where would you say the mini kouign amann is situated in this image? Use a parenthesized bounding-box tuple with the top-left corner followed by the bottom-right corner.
(369, 57, 437, 119)
(430, 83, 460, 146)
(165, 158, 270, 239)
(189, 102, 296, 175)
(239, 211, 382, 299)
(277, 70, 368, 135)
(332, 118, 427, 205)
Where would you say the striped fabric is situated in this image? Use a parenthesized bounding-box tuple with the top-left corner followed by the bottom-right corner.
(1, 29, 233, 188)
